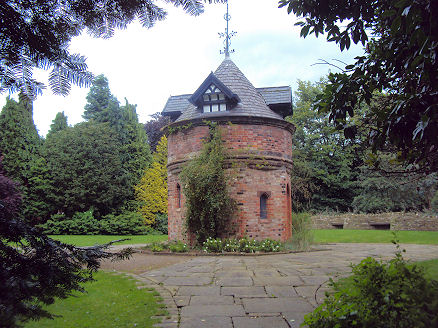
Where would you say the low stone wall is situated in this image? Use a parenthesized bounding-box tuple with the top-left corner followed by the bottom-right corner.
(312, 212, 438, 231)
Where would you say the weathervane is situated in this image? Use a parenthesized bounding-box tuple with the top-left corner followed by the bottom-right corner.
(219, 0, 236, 58)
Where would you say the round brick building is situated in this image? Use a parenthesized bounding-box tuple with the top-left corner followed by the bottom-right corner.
(162, 58, 295, 242)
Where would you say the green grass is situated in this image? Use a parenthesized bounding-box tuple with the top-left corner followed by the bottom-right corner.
(417, 259, 438, 280)
(313, 230, 438, 244)
(24, 271, 166, 328)
(49, 234, 168, 247)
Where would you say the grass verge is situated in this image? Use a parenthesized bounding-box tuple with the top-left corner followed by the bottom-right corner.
(23, 271, 166, 328)
(313, 230, 438, 244)
(49, 234, 168, 247)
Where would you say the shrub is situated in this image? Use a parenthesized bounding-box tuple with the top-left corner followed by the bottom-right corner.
(40, 210, 99, 235)
(99, 211, 152, 235)
(222, 238, 240, 252)
(154, 213, 168, 235)
(150, 242, 165, 252)
(304, 244, 438, 328)
(285, 212, 313, 251)
(238, 238, 259, 253)
(431, 190, 438, 214)
(258, 239, 282, 252)
(168, 240, 188, 253)
(180, 124, 236, 245)
(202, 237, 284, 253)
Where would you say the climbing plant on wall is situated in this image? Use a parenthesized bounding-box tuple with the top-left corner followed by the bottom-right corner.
(180, 124, 236, 245)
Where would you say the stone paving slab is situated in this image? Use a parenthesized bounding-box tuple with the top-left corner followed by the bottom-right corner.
(177, 286, 220, 296)
(190, 295, 234, 305)
(132, 243, 438, 328)
(242, 297, 314, 313)
(181, 304, 246, 317)
(232, 316, 290, 328)
(180, 316, 233, 328)
(221, 286, 267, 297)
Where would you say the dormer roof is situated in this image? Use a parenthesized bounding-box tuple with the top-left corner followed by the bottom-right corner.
(162, 58, 292, 122)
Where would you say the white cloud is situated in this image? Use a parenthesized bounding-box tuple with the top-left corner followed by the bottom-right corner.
(1, 0, 364, 136)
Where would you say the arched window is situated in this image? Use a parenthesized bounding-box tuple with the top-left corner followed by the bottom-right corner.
(176, 184, 181, 208)
(202, 84, 227, 113)
(260, 193, 268, 219)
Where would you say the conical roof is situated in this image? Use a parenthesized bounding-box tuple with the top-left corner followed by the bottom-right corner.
(174, 58, 284, 122)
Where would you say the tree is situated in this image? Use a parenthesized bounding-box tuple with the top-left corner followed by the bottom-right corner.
(280, 0, 438, 173)
(0, 159, 131, 327)
(83, 76, 152, 189)
(288, 80, 365, 212)
(82, 75, 119, 121)
(43, 122, 131, 218)
(46, 112, 69, 138)
(0, 97, 42, 184)
(135, 135, 168, 225)
(0, 97, 51, 222)
(144, 112, 170, 152)
(0, 0, 221, 98)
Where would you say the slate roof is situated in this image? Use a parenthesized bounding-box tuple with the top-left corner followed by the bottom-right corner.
(162, 58, 292, 122)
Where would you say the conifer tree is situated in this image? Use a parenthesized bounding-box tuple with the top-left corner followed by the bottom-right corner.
(135, 135, 168, 225)
(0, 97, 51, 221)
(46, 111, 68, 138)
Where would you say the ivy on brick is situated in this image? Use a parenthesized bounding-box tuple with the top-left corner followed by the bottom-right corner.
(180, 124, 236, 245)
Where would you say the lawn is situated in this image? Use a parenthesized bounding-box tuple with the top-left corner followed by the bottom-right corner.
(24, 271, 166, 328)
(313, 230, 438, 244)
(417, 258, 438, 280)
(49, 234, 168, 247)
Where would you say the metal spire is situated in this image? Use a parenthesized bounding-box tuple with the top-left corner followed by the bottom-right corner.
(219, 0, 236, 58)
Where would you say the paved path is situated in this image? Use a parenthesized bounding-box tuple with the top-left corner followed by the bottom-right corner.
(129, 243, 438, 328)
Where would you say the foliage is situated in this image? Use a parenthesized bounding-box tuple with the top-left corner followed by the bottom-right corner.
(23, 271, 164, 328)
(0, 0, 222, 98)
(46, 112, 69, 138)
(48, 235, 167, 247)
(0, 97, 52, 222)
(83, 75, 152, 189)
(99, 211, 153, 235)
(285, 212, 314, 251)
(202, 237, 283, 253)
(39, 210, 100, 235)
(431, 191, 438, 215)
(303, 243, 438, 327)
(180, 125, 236, 244)
(280, 0, 438, 173)
(168, 240, 188, 253)
(43, 121, 131, 218)
(135, 135, 168, 225)
(40, 211, 153, 235)
(287, 80, 364, 212)
(144, 112, 171, 152)
(154, 213, 168, 235)
(150, 242, 165, 252)
(0, 162, 132, 327)
(352, 162, 428, 213)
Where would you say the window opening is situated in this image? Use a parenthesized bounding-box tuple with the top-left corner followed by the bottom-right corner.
(202, 84, 227, 113)
(260, 193, 268, 219)
(176, 184, 181, 208)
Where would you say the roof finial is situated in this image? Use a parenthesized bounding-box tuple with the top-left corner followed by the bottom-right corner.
(219, 0, 236, 58)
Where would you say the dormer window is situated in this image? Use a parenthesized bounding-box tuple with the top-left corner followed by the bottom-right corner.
(188, 72, 240, 113)
(202, 84, 227, 113)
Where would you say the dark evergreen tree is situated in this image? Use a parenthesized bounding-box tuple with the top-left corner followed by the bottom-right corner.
(46, 111, 68, 138)
(83, 76, 152, 191)
(43, 122, 131, 218)
(0, 97, 41, 184)
(0, 97, 51, 222)
(82, 75, 119, 121)
(288, 80, 364, 212)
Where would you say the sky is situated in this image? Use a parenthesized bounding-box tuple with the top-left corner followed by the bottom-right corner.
(1, 0, 364, 136)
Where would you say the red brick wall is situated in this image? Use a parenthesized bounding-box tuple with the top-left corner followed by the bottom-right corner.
(167, 122, 293, 242)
